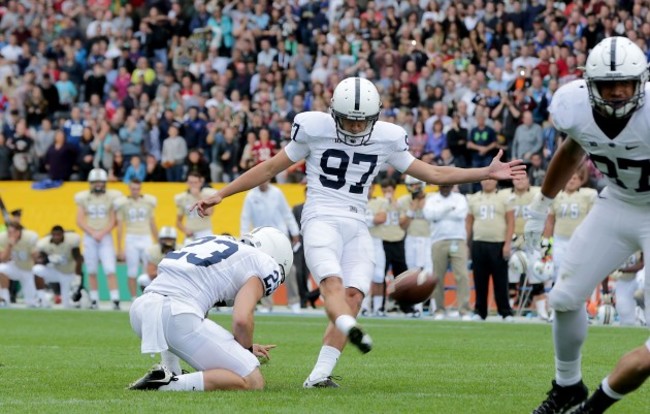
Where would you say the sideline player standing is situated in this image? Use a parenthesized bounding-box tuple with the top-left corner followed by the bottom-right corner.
(115, 179, 158, 299)
(175, 171, 217, 243)
(193, 77, 525, 388)
(526, 37, 650, 413)
(75, 168, 122, 309)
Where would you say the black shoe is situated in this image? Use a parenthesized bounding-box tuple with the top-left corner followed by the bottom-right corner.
(303, 375, 341, 388)
(113, 301, 120, 311)
(90, 300, 98, 310)
(532, 380, 589, 414)
(348, 326, 372, 354)
(128, 364, 176, 390)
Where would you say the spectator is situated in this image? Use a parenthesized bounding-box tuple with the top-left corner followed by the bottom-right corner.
(33, 118, 56, 173)
(109, 151, 126, 182)
(446, 113, 470, 167)
(63, 107, 85, 150)
(123, 155, 146, 184)
(183, 106, 209, 156)
(214, 126, 240, 183)
(44, 130, 78, 181)
(0, 133, 11, 180)
(23, 86, 48, 128)
(8, 120, 33, 180)
(467, 114, 498, 192)
(512, 111, 543, 164)
(118, 115, 145, 163)
(161, 123, 187, 182)
(184, 149, 211, 184)
(144, 153, 166, 182)
(527, 152, 547, 187)
(93, 120, 121, 172)
(77, 127, 96, 181)
(424, 119, 447, 159)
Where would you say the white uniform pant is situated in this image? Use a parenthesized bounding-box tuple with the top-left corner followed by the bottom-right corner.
(615, 276, 638, 326)
(371, 237, 386, 284)
(551, 236, 570, 282)
(0, 262, 36, 306)
(125, 234, 153, 278)
(32, 264, 75, 308)
(83, 233, 116, 274)
(549, 191, 650, 351)
(130, 293, 259, 376)
(405, 235, 433, 273)
(302, 216, 374, 296)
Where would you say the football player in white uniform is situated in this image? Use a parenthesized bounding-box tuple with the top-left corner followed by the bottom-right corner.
(115, 179, 158, 299)
(526, 37, 650, 413)
(75, 168, 122, 310)
(193, 77, 525, 388)
(0, 223, 39, 307)
(127, 227, 293, 391)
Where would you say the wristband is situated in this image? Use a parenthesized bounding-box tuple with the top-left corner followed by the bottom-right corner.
(406, 210, 415, 219)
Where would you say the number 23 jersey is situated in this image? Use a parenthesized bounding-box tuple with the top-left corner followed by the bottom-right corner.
(549, 80, 650, 204)
(148, 235, 283, 317)
(285, 111, 415, 223)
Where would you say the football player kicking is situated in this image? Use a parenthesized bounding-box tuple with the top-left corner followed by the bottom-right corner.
(127, 227, 293, 391)
(526, 37, 650, 413)
(193, 77, 526, 388)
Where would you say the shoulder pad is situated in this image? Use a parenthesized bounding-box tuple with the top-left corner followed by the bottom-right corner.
(74, 190, 90, 204)
(549, 80, 588, 132)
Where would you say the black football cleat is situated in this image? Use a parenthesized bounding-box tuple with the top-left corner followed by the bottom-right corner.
(348, 326, 372, 354)
(532, 380, 589, 414)
(128, 364, 176, 390)
(303, 376, 341, 388)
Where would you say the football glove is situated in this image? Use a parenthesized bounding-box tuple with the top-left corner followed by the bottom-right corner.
(524, 193, 553, 251)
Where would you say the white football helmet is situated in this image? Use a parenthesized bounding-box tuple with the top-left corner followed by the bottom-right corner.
(241, 226, 293, 282)
(584, 36, 649, 118)
(88, 168, 108, 193)
(508, 250, 529, 283)
(330, 77, 381, 146)
(158, 226, 177, 241)
(531, 256, 554, 283)
(404, 175, 425, 195)
(596, 304, 616, 325)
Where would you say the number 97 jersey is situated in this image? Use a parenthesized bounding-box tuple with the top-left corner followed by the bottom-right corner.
(149, 235, 283, 317)
(285, 111, 415, 223)
(549, 80, 650, 204)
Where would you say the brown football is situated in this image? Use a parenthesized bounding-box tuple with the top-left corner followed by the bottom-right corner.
(388, 269, 438, 304)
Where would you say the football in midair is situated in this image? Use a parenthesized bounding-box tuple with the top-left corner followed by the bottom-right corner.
(388, 269, 437, 304)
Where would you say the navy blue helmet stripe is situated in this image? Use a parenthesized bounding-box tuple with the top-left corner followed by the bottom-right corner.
(354, 78, 360, 111)
(610, 37, 617, 71)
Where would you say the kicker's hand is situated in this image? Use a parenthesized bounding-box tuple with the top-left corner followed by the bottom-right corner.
(190, 193, 222, 218)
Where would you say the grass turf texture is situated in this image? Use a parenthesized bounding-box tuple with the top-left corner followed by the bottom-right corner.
(0, 310, 647, 414)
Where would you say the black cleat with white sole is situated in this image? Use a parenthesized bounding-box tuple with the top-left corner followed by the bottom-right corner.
(532, 380, 589, 414)
(348, 326, 372, 354)
(128, 364, 177, 390)
(303, 376, 341, 388)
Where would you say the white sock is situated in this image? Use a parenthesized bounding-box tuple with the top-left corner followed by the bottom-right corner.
(601, 376, 624, 400)
(334, 315, 356, 335)
(90, 290, 99, 302)
(308, 345, 341, 381)
(414, 302, 423, 312)
(361, 295, 370, 312)
(372, 295, 383, 312)
(161, 350, 183, 376)
(509, 298, 515, 307)
(555, 356, 582, 386)
(110, 289, 120, 302)
(159, 371, 204, 391)
(536, 299, 549, 319)
(0, 288, 10, 303)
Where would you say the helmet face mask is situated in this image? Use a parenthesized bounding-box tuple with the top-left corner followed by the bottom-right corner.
(584, 37, 649, 119)
(331, 77, 381, 146)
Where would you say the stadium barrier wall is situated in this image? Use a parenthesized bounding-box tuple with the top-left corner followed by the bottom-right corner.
(0, 181, 488, 309)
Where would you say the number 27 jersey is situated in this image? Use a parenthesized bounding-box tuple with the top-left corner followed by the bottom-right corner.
(549, 80, 650, 204)
(149, 235, 283, 317)
(285, 111, 415, 223)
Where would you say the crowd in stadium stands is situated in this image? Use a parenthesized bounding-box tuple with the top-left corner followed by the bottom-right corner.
(1, 0, 647, 189)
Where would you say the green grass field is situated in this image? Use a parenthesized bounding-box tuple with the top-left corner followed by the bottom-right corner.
(0, 310, 647, 414)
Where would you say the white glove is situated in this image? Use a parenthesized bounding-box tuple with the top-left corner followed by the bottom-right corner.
(524, 193, 553, 251)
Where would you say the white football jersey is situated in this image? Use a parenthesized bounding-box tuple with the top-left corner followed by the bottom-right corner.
(285, 111, 415, 223)
(550, 80, 650, 204)
(146, 235, 282, 317)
